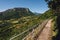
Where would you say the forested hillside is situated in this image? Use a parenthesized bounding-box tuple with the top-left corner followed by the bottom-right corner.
(38, 9, 53, 19)
(0, 8, 34, 20)
(0, 8, 53, 40)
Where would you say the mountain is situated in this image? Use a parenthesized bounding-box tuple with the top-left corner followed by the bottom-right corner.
(34, 12, 41, 15)
(0, 9, 54, 40)
(0, 8, 34, 20)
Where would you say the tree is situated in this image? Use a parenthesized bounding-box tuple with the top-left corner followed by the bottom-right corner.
(45, 0, 60, 24)
(45, 0, 60, 16)
(45, 0, 60, 40)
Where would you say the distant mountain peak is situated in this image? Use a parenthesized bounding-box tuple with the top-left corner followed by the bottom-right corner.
(0, 7, 34, 20)
(5, 7, 33, 13)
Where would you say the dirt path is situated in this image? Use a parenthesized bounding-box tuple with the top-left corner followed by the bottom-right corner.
(37, 19, 52, 40)
(22, 19, 49, 40)
(10, 19, 52, 40)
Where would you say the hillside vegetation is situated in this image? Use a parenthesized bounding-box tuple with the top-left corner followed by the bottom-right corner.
(0, 8, 34, 20)
(0, 8, 53, 40)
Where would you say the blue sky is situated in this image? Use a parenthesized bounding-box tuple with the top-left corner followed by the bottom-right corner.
(0, 0, 49, 13)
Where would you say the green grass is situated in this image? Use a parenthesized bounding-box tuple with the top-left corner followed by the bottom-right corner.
(52, 16, 58, 38)
(0, 16, 43, 40)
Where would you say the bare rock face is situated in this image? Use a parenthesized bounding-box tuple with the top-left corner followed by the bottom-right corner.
(13, 8, 30, 12)
(5, 8, 30, 13)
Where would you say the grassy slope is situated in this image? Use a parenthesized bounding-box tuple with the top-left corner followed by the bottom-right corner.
(0, 9, 54, 40)
(52, 16, 58, 40)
